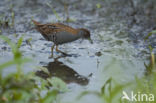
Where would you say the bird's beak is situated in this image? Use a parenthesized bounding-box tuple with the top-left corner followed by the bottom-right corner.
(88, 37, 93, 44)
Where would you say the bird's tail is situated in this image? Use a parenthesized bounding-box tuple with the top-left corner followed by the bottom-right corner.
(32, 19, 41, 25)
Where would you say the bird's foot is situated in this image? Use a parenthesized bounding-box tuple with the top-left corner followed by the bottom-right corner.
(56, 46, 67, 55)
(56, 50, 68, 56)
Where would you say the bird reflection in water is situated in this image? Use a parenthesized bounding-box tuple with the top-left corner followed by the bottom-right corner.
(36, 57, 89, 86)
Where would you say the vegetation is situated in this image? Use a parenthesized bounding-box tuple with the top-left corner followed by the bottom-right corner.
(0, 35, 67, 103)
(46, 2, 76, 22)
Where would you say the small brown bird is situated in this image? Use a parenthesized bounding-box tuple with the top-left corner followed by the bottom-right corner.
(32, 20, 92, 57)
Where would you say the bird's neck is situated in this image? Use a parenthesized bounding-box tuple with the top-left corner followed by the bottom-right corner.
(77, 29, 84, 38)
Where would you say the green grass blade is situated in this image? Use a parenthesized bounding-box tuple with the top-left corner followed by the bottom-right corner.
(46, 3, 62, 21)
(144, 30, 156, 41)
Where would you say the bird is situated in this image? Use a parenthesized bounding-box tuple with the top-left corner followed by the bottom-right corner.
(32, 20, 93, 57)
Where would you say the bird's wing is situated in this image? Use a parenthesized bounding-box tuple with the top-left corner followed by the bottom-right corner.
(34, 21, 79, 39)
(46, 23, 79, 35)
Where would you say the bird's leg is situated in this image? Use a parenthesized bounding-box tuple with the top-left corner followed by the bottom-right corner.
(56, 45, 62, 53)
(50, 44, 55, 57)
(56, 45, 67, 55)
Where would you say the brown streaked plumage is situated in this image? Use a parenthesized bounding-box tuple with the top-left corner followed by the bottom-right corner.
(32, 20, 92, 57)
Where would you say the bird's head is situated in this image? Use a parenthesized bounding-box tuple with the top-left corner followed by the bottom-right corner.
(78, 28, 93, 44)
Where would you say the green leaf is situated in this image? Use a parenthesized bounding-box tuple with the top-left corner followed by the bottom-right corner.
(101, 78, 112, 95)
(110, 83, 129, 100)
(47, 77, 68, 92)
(41, 89, 58, 103)
(37, 66, 50, 75)
(3, 89, 32, 102)
(77, 91, 100, 100)
(148, 45, 153, 52)
(17, 36, 23, 48)
(144, 30, 156, 41)
(1, 73, 16, 87)
(96, 3, 101, 8)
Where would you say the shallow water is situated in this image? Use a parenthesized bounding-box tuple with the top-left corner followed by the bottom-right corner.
(0, 0, 155, 102)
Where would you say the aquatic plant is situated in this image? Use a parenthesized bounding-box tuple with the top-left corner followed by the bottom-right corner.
(144, 30, 156, 73)
(46, 2, 63, 22)
(77, 78, 129, 103)
(77, 73, 156, 103)
(144, 30, 156, 41)
(46, 2, 76, 22)
(96, 3, 102, 9)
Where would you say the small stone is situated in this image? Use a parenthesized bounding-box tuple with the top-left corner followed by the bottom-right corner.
(95, 51, 102, 56)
